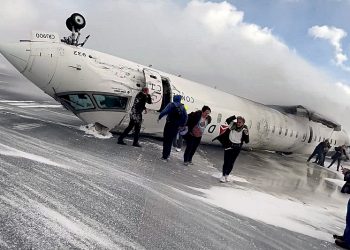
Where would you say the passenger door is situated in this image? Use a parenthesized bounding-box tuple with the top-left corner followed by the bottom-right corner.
(143, 69, 163, 111)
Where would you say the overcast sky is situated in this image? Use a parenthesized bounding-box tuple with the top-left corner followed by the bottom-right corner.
(1, 0, 350, 131)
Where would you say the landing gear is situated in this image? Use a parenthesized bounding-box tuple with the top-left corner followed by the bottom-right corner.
(66, 13, 86, 31)
(62, 13, 90, 47)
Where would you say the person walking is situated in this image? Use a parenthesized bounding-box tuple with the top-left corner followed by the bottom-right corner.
(158, 95, 187, 161)
(183, 106, 211, 166)
(328, 145, 350, 171)
(213, 115, 249, 182)
(118, 87, 152, 147)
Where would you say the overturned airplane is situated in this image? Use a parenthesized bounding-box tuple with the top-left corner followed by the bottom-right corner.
(0, 13, 348, 154)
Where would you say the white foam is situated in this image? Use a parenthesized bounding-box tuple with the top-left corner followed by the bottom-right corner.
(324, 178, 345, 186)
(79, 124, 113, 139)
(175, 186, 345, 242)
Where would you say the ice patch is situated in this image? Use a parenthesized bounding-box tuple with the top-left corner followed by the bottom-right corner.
(175, 186, 344, 242)
(0, 143, 67, 168)
(79, 124, 113, 139)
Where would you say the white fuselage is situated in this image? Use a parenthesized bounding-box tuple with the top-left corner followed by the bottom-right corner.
(0, 31, 348, 154)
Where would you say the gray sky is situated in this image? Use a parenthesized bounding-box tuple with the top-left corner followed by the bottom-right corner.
(1, 0, 350, 131)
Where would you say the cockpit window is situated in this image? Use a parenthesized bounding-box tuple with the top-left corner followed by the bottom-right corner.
(93, 95, 128, 110)
(60, 94, 95, 110)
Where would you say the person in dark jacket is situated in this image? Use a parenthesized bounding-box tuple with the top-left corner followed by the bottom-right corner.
(315, 140, 331, 166)
(213, 115, 249, 182)
(341, 167, 350, 194)
(118, 87, 152, 147)
(328, 145, 349, 171)
(158, 95, 188, 161)
(307, 140, 328, 163)
(333, 192, 350, 248)
(183, 106, 212, 166)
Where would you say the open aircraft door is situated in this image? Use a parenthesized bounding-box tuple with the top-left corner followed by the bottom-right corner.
(143, 69, 163, 111)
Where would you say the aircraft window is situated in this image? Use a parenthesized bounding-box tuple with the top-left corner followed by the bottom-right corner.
(217, 113, 222, 123)
(93, 95, 128, 110)
(279, 127, 282, 135)
(285, 128, 288, 136)
(335, 140, 337, 145)
(272, 125, 275, 134)
(330, 139, 333, 144)
(314, 136, 317, 142)
(257, 122, 260, 131)
(60, 94, 95, 111)
(290, 130, 293, 137)
(296, 131, 299, 138)
(150, 75, 157, 79)
(318, 136, 321, 142)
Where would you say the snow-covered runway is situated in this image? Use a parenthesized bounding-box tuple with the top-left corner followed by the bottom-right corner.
(0, 90, 346, 249)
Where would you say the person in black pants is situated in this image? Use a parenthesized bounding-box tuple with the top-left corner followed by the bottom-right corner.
(307, 140, 327, 163)
(183, 106, 211, 166)
(158, 95, 187, 161)
(118, 87, 152, 147)
(333, 184, 350, 249)
(328, 145, 349, 171)
(213, 115, 249, 183)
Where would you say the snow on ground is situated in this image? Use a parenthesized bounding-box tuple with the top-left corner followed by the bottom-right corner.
(0, 142, 68, 169)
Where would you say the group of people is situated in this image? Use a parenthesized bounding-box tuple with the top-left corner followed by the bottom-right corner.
(117, 88, 249, 182)
(307, 140, 349, 171)
(307, 140, 350, 249)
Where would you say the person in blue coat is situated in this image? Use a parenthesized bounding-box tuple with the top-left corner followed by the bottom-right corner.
(158, 95, 188, 161)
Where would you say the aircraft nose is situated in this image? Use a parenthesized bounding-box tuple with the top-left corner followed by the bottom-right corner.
(0, 42, 30, 73)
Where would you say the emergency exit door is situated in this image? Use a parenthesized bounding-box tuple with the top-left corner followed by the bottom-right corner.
(143, 68, 163, 111)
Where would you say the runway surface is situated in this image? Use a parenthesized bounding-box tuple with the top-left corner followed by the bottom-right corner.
(0, 80, 347, 249)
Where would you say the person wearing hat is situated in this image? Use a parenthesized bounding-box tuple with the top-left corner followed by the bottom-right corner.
(172, 105, 188, 152)
(158, 95, 188, 161)
(212, 115, 249, 182)
(118, 87, 152, 147)
(183, 106, 212, 166)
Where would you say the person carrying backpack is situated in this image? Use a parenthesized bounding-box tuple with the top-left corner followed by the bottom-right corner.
(158, 95, 188, 161)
